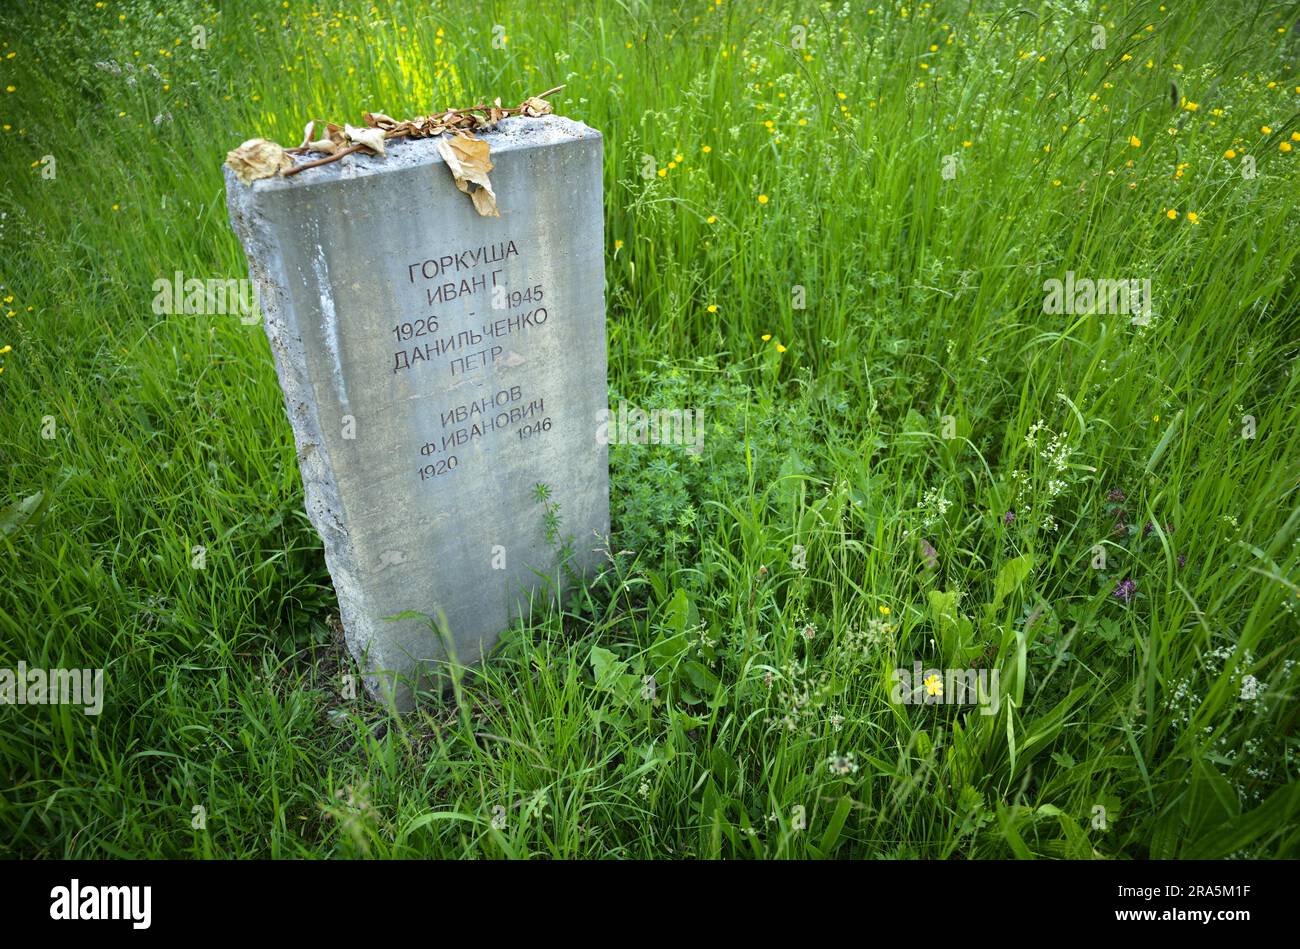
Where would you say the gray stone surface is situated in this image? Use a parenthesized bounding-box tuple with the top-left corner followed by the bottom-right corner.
(225, 115, 608, 708)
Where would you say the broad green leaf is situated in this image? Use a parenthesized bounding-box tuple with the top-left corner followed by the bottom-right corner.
(992, 552, 1034, 609)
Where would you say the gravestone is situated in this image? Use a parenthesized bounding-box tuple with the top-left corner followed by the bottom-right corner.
(225, 115, 608, 709)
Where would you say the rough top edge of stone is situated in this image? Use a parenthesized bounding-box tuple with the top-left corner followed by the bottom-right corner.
(226, 114, 600, 194)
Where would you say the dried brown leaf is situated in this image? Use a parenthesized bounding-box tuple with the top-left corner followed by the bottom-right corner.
(435, 133, 499, 217)
(225, 138, 294, 184)
(344, 123, 387, 156)
(520, 96, 553, 117)
(468, 186, 499, 217)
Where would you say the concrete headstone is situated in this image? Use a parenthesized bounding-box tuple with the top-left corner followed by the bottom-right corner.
(225, 115, 608, 708)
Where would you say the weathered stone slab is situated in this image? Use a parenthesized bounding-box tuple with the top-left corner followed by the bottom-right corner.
(225, 115, 608, 708)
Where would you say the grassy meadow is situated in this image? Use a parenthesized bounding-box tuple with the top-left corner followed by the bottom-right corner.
(1, 0, 1298, 858)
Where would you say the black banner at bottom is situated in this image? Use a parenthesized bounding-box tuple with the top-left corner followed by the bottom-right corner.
(0, 859, 1283, 934)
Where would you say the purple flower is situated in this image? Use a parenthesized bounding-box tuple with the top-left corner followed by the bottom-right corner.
(1112, 577, 1137, 603)
(1107, 488, 1126, 503)
(1177, 553, 1186, 569)
(1003, 510, 1016, 525)
(919, 538, 938, 569)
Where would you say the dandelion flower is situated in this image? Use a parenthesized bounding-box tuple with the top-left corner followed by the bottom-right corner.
(775, 343, 787, 353)
(1166, 208, 1178, 219)
(706, 304, 717, 313)
(761, 334, 772, 341)
(1129, 135, 1141, 148)
(757, 193, 769, 204)
(1186, 212, 1199, 223)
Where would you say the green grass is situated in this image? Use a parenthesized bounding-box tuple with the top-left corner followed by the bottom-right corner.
(1, 0, 1298, 858)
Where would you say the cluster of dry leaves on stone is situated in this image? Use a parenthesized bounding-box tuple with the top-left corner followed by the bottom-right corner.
(225, 91, 559, 217)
